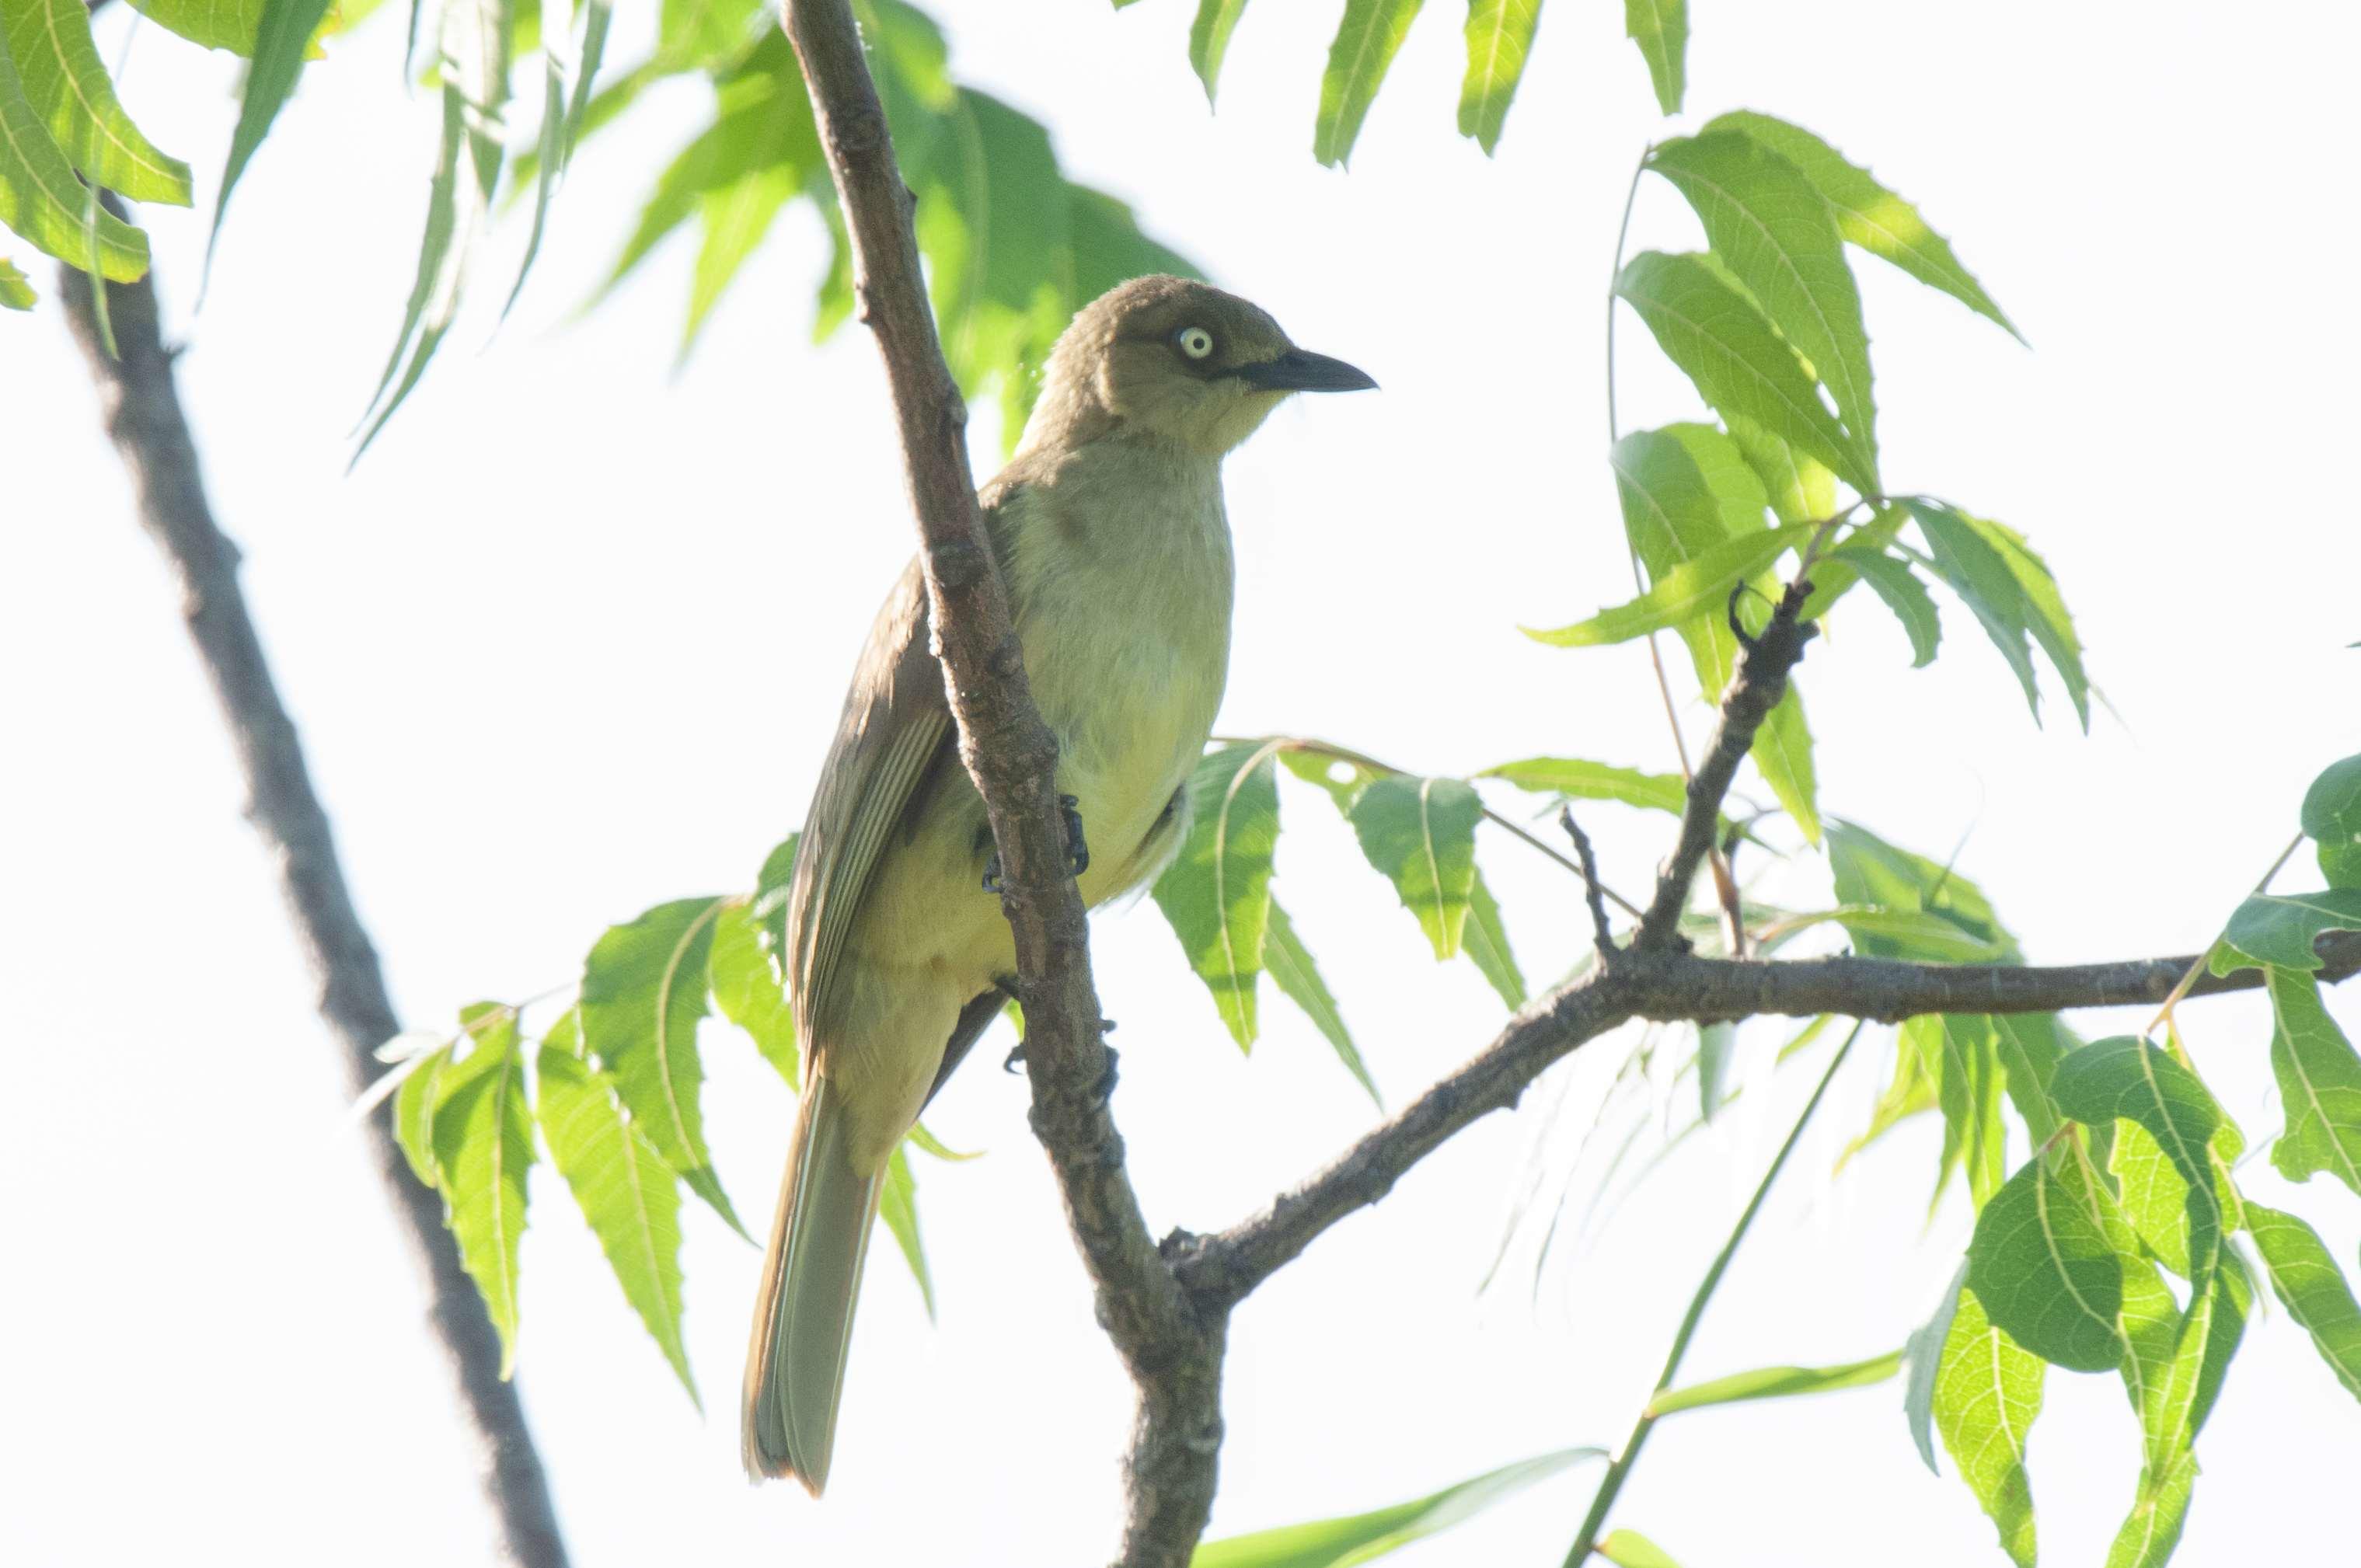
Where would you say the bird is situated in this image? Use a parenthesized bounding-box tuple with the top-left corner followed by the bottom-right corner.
(741, 274, 1376, 1493)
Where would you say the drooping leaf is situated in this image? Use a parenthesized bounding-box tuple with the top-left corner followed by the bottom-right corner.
(1752, 684, 1820, 844)
(2303, 754, 2361, 888)
(1191, 1447, 1604, 1568)
(1313, 0, 1425, 169)
(1826, 545, 1940, 666)
(2209, 889, 2361, 974)
(1969, 514, 2090, 730)
(1595, 1528, 1683, 1568)
(394, 1041, 455, 1186)
(2105, 1449, 2195, 1568)
(1526, 519, 1814, 647)
(2259, 966, 2361, 1196)
(1906, 499, 2044, 718)
(752, 829, 799, 962)
(1819, 908, 2009, 963)
(431, 1003, 534, 1375)
(1479, 756, 1690, 817)
(1933, 1285, 2042, 1568)
(1461, 868, 1525, 1009)
(0, 38, 148, 279)
(2243, 1200, 2361, 1402)
(1263, 897, 1376, 1105)
(1696, 1021, 1734, 1121)
(1933, 1015, 2007, 1211)
(1620, 0, 1685, 116)
(1152, 742, 1282, 1050)
(1648, 1348, 1902, 1417)
(1965, 1144, 2141, 1371)
(1901, 1259, 1969, 1473)
(877, 1144, 934, 1319)
(1187, 0, 1252, 105)
(535, 1011, 696, 1399)
(1608, 424, 1756, 706)
(577, 895, 747, 1235)
(1614, 252, 1870, 493)
(1702, 110, 2021, 341)
(1649, 132, 1878, 477)
(710, 896, 797, 1087)
(4, 0, 192, 204)
(2052, 1037, 2229, 1289)
(1347, 775, 1481, 959)
(1456, 0, 1540, 155)
(208, 0, 338, 270)
(1828, 820, 2017, 960)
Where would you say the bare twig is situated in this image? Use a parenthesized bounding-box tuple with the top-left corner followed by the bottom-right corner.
(58, 263, 568, 1566)
(1559, 807, 1617, 958)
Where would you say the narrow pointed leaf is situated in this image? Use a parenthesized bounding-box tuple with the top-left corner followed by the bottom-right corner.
(1313, 0, 1424, 169)
(1456, 0, 1539, 155)
(1188, 0, 1251, 106)
(2105, 1450, 2195, 1568)
(2244, 1200, 2361, 1402)
(498, 20, 570, 319)
(2303, 754, 2361, 888)
(1752, 684, 1819, 843)
(709, 896, 797, 1087)
(1648, 1348, 1902, 1417)
(1263, 898, 1376, 1106)
(2209, 889, 2361, 974)
(1826, 545, 1940, 666)
(1479, 756, 1689, 817)
(1621, 0, 1684, 115)
(354, 83, 471, 461)
(431, 1004, 533, 1375)
(2260, 966, 2361, 1196)
(394, 1041, 455, 1186)
(877, 1144, 934, 1319)
(1596, 1530, 1682, 1568)
(5, 0, 192, 203)
(1967, 514, 2089, 730)
(1933, 1286, 2042, 1567)
(577, 895, 747, 1236)
(1191, 1446, 1603, 1568)
(1527, 520, 1813, 647)
(210, 0, 338, 266)
(1152, 742, 1282, 1050)
(1609, 425, 1749, 700)
(1461, 868, 1525, 1009)
(1906, 499, 2045, 718)
(0, 39, 147, 279)
(535, 1012, 696, 1400)
(1348, 775, 1481, 959)
(752, 830, 800, 964)
(1902, 1260, 1969, 1473)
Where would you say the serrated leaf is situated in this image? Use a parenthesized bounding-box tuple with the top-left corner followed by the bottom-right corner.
(1456, 0, 1538, 155)
(1649, 132, 1878, 477)
(1313, 0, 1424, 169)
(432, 1003, 533, 1376)
(0, 39, 147, 279)
(1478, 756, 1690, 817)
(1151, 741, 1282, 1050)
(1752, 683, 1819, 844)
(2260, 966, 2361, 1196)
(1279, 746, 1377, 812)
(1905, 498, 2047, 719)
(1966, 1143, 2142, 1371)
(877, 1144, 934, 1319)
(535, 1011, 696, 1400)
(2209, 889, 2361, 974)
(709, 897, 797, 1087)
(1934, 1285, 2042, 1567)
(1527, 518, 1814, 647)
(2304, 754, 2361, 889)
(1615, 252, 1869, 494)
(1348, 775, 1481, 959)
(1968, 514, 2089, 730)
(1191, 1446, 1603, 1568)
(1621, 0, 1684, 115)
(1596, 1528, 1682, 1568)
(577, 895, 747, 1236)
(1187, 0, 1250, 105)
(2244, 1200, 2361, 1402)
(1263, 897, 1376, 1106)
(4, 0, 192, 204)
(394, 1040, 454, 1186)
(1702, 110, 2021, 342)
(1902, 1260, 1969, 1474)
(1461, 868, 1525, 1009)
(209, 0, 337, 270)
(1648, 1348, 1901, 1417)
(1826, 545, 1939, 666)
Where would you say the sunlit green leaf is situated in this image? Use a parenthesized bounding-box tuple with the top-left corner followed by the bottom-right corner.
(1752, 684, 1819, 845)
(1621, 0, 1684, 115)
(1966, 1143, 2141, 1371)
(1264, 897, 1376, 1105)
(1456, 0, 1538, 155)
(1934, 1015, 2007, 1210)
(1933, 1284, 2041, 1567)
(0, 39, 147, 280)
(2053, 1037, 2229, 1292)
(1828, 821, 2016, 959)
(1461, 868, 1525, 1009)
(710, 897, 797, 1087)
(1526, 519, 1813, 647)
(1191, 1446, 1603, 1568)
(1187, 0, 1252, 105)
(394, 1040, 454, 1186)
(752, 830, 799, 963)
(209, 0, 337, 269)
(1348, 775, 1481, 959)
(1479, 756, 1690, 817)
(877, 1144, 934, 1319)
(2259, 966, 2361, 1196)
(535, 1010, 696, 1399)
(0, 252, 27, 306)
(2304, 754, 2361, 889)
(1702, 110, 2021, 342)
(432, 1002, 534, 1376)
(2244, 1200, 2361, 1402)
(1728, 416, 1835, 527)
(1902, 1260, 1968, 1473)
(1969, 514, 2089, 730)
(1596, 1528, 1682, 1568)
(577, 895, 747, 1236)
(1607, 424, 1753, 702)
(1826, 545, 1939, 666)
(659, 0, 759, 69)
(2105, 1450, 2195, 1568)
(128, 0, 274, 53)
(2209, 889, 2361, 974)
(1904, 498, 2046, 717)
(1313, 0, 1424, 169)
(4, 0, 192, 204)
(1152, 741, 1282, 1050)
(1648, 1348, 1901, 1417)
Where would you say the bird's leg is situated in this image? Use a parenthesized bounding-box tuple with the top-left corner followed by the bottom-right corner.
(1093, 1044, 1121, 1103)
(981, 795, 1088, 890)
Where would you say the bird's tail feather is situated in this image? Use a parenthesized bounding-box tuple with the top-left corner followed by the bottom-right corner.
(741, 1070, 883, 1494)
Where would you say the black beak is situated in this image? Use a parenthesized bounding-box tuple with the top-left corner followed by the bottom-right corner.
(1233, 348, 1379, 393)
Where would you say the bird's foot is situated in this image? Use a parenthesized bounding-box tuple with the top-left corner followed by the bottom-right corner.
(1059, 794, 1090, 877)
(1003, 1043, 1026, 1074)
(982, 855, 1005, 895)
(1094, 1044, 1121, 1103)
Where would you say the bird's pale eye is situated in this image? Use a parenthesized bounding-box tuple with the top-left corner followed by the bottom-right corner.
(1176, 326, 1215, 361)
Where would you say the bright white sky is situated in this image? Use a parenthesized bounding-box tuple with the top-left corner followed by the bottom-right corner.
(6, 2, 2359, 1564)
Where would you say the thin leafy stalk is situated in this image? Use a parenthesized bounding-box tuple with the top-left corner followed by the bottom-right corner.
(1563, 1020, 1867, 1564)
(2147, 831, 2306, 1034)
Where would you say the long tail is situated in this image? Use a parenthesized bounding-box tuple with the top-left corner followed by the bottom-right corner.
(742, 1071, 884, 1493)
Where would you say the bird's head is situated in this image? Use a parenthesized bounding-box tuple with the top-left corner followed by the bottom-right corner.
(1017, 274, 1377, 460)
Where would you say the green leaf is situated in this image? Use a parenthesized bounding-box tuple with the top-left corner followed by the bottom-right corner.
(709, 897, 797, 1087)
(877, 1144, 934, 1320)
(1817, 907, 2010, 963)
(0, 38, 147, 280)
(128, 0, 270, 53)
(1456, 0, 1539, 155)
(2244, 1200, 2361, 1402)
(1479, 756, 1690, 817)
(1702, 110, 2021, 343)
(1620, 0, 1685, 115)
(1992, 1013, 2067, 1144)
(1826, 545, 1939, 666)
(1614, 252, 1870, 494)
(2052, 1037, 2228, 1289)
(2210, 888, 2361, 974)
(2304, 754, 2361, 888)
(1728, 416, 1835, 526)
(1313, 0, 1424, 169)
(1969, 513, 2090, 730)
(432, 1003, 534, 1376)
(1648, 1348, 1902, 1417)
(394, 1041, 455, 1186)
(1526, 519, 1813, 647)
(1905, 499, 2045, 718)
(1648, 132, 1878, 476)
(1901, 1260, 1969, 1473)
(577, 895, 748, 1236)
(1191, 1446, 1603, 1568)
(1931, 1015, 2007, 1210)
(4, 0, 192, 204)
(1606, 424, 1751, 700)
(1151, 741, 1282, 1050)
(1752, 684, 1819, 844)
(2105, 1450, 2196, 1568)
(1264, 897, 1375, 1103)
(1596, 1529, 1683, 1568)
(2260, 966, 2361, 1196)
(1696, 1021, 1735, 1121)
(1278, 746, 1377, 812)
(658, 0, 759, 68)
(0, 252, 30, 306)
(1187, 0, 1252, 105)
(354, 82, 472, 461)
(1933, 1285, 2042, 1568)
(1348, 775, 1481, 959)
(535, 1011, 696, 1400)
(1966, 1143, 2143, 1371)
(752, 829, 800, 964)
(209, 0, 337, 270)
(1828, 820, 2017, 959)
(1461, 868, 1525, 1009)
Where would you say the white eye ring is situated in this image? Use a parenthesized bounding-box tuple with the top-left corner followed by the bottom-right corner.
(1176, 326, 1215, 361)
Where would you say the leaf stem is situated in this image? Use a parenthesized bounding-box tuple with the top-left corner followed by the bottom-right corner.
(2144, 829, 2307, 1036)
(1561, 1019, 1867, 1565)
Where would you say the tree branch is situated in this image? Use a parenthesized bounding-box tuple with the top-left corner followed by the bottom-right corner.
(58, 264, 568, 1566)
(778, 8, 1215, 1563)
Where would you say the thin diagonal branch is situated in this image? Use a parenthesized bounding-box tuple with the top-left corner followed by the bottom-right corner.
(58, 262, 568, 1567)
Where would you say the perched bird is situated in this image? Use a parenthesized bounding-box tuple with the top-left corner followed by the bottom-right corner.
(742, 274, 1376, 1492)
